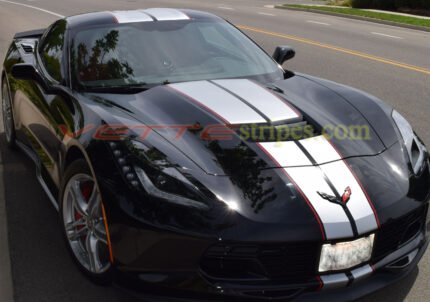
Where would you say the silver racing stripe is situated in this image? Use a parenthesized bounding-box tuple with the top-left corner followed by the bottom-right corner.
(169, 81, 266, 124)
(300, 136, 379, 234)
(317, 161, 378, 234)
(258, 141, 354, 239)
(143, 8, 190, 21)
(351, 264, 373, 282)
(320, 265, 372, 289)
(300, 136, 341, 164)
(111, 9, 189, 23)
(320, 273, 349, 290)
(213, 79, 301, 123)
(257, 141, 311, 167)
(111, 10, 153, 23)
(285, 165, 354, 239)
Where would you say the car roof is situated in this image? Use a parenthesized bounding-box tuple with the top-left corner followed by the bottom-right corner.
(66, 8, 222, 29)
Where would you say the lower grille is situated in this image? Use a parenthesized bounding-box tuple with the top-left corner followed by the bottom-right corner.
(200, 242, 320, 283)
(201, 207, 427, 282)
(373, 206, 427, 262)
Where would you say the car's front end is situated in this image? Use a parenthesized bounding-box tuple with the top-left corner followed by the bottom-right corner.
(6, 7, 428, 301)
(84, 73, 430, 301)
(94, 135, 430, 301)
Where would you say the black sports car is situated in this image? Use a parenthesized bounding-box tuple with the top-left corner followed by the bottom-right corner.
(2, 8, 430, 301)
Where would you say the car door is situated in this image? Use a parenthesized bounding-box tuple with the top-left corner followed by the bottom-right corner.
(16, 20, 75, 186)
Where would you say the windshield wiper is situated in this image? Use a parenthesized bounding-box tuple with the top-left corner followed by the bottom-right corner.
(82, 83, 154, 93)
(266, 83, 284, 93)
(81, 80, 174, 93)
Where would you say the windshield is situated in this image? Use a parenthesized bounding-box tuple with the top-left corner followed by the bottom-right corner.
(71, 19, 284, 89)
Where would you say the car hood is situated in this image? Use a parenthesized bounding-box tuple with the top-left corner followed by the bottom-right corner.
(86, 76, 389, 176)
(84, 77, 426, 242)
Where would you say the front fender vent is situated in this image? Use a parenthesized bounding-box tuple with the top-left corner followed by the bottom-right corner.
(20, 43, 34, 53)
(373, 206, 426, 262)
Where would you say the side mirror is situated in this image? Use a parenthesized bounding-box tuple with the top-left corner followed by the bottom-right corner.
(11, 63, 48, 88)
(273, 46, 295, 65)
(11, 63, 66, 96)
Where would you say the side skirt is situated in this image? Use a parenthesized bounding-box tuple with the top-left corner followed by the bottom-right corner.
(16, 141, 59, 211)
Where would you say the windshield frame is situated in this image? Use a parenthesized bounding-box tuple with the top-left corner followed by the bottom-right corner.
(69, 19, 285, 93)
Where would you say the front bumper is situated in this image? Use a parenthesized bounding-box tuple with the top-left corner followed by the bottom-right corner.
(298, 231, 429, 302)
(112, 205, 430, 301)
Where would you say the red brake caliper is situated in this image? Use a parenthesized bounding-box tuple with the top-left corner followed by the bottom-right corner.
(75, 181, 93, 233)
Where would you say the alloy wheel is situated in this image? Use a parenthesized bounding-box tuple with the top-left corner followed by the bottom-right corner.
(62, 174, 111, 274)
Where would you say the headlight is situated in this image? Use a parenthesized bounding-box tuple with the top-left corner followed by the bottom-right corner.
(109, 140, 209, 211)
(134, 166, 209, 210)
(392, 110, 426, 174)
(318, 234, 375, 273)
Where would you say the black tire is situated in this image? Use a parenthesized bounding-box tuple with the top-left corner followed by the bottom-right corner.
(59, 159, 113, 285)
(1, 76, 17, 149)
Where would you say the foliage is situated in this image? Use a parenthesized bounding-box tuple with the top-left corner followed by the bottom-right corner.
(350, 0, 430, 9)
(350, 0, 373, 8)
(280, 4, 430, 27)
(76, 30, 134, 83)
(328, 0, 352, 6)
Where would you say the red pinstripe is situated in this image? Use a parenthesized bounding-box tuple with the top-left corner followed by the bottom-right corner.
(327, 139, 381, 228)
(256, 142, 327, 241)
(249, 79, 302, 118)
(316, 276, 324, 291)
(167, 85, 231, 125)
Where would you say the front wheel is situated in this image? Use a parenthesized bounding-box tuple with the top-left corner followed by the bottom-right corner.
(59, 159, 113, 284)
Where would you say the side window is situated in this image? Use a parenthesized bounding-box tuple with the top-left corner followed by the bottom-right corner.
(39, 20, 67, 82)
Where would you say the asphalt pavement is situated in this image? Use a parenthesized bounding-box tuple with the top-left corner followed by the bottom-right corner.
(0, 0, 429, 301)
